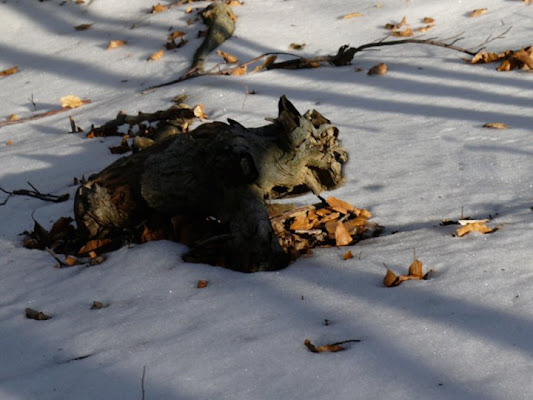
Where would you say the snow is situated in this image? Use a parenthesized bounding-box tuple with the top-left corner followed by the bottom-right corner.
(1, 0, 532, 399)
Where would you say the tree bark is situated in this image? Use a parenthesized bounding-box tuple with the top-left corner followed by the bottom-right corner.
(74, 96, 347, 272)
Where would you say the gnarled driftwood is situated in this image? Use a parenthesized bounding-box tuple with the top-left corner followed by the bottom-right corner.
(74, 96, 347, 272)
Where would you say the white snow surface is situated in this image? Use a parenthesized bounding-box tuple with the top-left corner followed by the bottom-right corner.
(1, 1, 533, 399)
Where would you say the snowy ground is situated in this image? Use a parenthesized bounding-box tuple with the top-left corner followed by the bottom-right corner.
(1, 1, 533, 399)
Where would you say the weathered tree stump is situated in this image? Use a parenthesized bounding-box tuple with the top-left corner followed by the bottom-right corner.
(74, 96, 347, 272)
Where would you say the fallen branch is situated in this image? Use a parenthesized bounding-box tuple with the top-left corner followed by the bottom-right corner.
(0, 100, 91, 129)
(142, 29, 512, 93)
(0, 182, 69, 206)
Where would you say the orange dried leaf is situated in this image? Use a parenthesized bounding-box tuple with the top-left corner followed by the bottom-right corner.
(385, 16, 407, 30)
(343, 251, 354, 260)
(354, 208, 372, 218)
(193, 104, 207, 119)
(60, 95, 83, 109)
(7, 114, 18, 122)
(335, 222, 353, 246)
(290, 211, 316, 230)
(141, 225, 165, 243)
(316, 344, 345, 353)
(217, 49, 238, 64)
(64, 255, 79, 266)
(6, 140, 13, 146)
(383, 269, 400, 287)
(75, 23, 93, 31)
(469, 8, 487, 17)
(147, 49, 164, 61)
(230, 65, 247, 76)
(197, 280, 209, 288)
(456, 222, 494, 237)
(368, 63, 387, 75)
(304, 339, 344, 353)
(326, 196, 355, 214)
(78, 239, 113, 255)
(106, 40, 126, 50)
(408, 258, 423, 278)
(168, 31, 186, 41)
(151, 3, 168, 13)
(415, 25, 434, 33)
(343, 12, 364, 19)
(469, 51, 506, 64)
(186, 6, 193, 14)
(482, 122, 508, 129)
(422, 17, 435, 23)
(392, 27, 413, 37)
(0, 66, 19, 77)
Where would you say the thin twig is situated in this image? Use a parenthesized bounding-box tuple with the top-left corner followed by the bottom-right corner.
(141, 366, 146, 400)
(141, 29, 514, 93)
(45, 247, 69, 267)
(0, 182, 69, 205)
(0, 100, 91, 129)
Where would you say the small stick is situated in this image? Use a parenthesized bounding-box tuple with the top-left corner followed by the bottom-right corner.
(45, 247, 69, 267)
(141, 366, 146, 400)
(0, 182, 69, 205)
(0, 100, 91, 129)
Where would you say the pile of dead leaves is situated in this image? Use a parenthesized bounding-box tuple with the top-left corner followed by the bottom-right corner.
(23, 196, 381, 270)
(465, 45, 533, 71)
(270, 196, 382, 260)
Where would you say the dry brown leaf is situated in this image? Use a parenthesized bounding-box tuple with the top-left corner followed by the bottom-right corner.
(141, 225, 165, 243)
(64, 255, 79, 266)
(197, 280, 209, 288)
(0, 66, 19, 77)
(168, 31, 186, 41)
(60, 95, 84, 109)
(106, 40, 127, 50)
(469, 8, 487, 17)
(335, 222, 353, 246)
(343, 12, 364, 19)
(304, 339, 345, 353)
(512, 48, 533, 69)
(343, 251, 354, 260)
(230, 65, 247, 76)
(75, 23, 93, 31)
(6, 140, 13, 146)
(7, 114, 18, 122)
(326, 196, 355, 214)
(415, 25, 434, 33)
(392, 27, 413, 37)
(408, 258, 423, 278)
(193, 104, 208, 119)
(368, 62, 387, 75)
(456, 222, 494, 237)
(186, 6, 193, 13)
(422, 17, 435, 23)
(217, 49, 238, 64)
(354, 208, 372, 218)
(151, 3, 168, 13)
(252, 55, 277, 73)
(482, 122, 509, 129)
(147, 49, 164, 61)
(289, 43, 306, 50)
(383, 268, 400, 287)
(78, 239, 113, 255)
(290, 209, 317, 230)
(385, 16, 407, 30)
